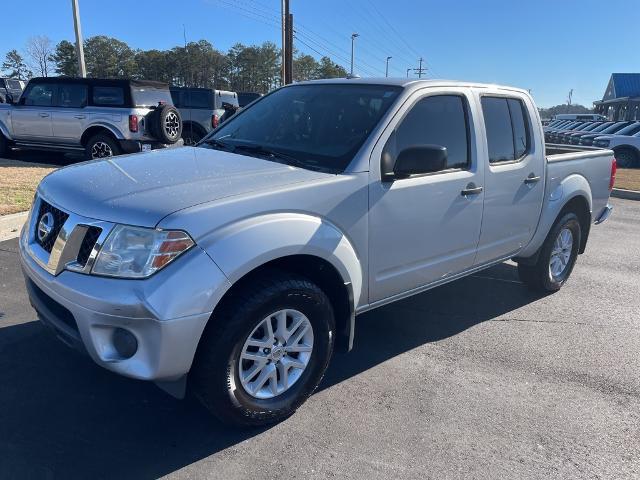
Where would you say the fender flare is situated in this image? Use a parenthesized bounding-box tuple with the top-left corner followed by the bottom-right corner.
(81, 122, 126, 143)
(198, 212, 364, 315)
(519, 174, 592, 258)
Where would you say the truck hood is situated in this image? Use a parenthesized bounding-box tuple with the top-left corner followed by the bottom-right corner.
(38, 146, 330, 227)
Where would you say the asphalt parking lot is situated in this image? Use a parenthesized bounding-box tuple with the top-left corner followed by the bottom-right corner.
(0, 198, 638, 480)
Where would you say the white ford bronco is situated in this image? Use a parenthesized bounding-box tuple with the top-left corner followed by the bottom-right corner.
(19, 79, 615, 426)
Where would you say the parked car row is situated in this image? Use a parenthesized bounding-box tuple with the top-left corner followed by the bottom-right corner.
(544, 119, 640, 167)
(0, 76, 262, 159)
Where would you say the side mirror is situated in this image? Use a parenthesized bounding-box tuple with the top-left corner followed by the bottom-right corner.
(5, 93, 14, 104)
(392, 145, 447, 179)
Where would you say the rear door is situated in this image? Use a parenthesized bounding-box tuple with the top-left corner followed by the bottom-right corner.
(51, 82, 89, 144)
(474, 92, 545, 265)
(369, 89, 485, 302)
(11, 82, 56, 139)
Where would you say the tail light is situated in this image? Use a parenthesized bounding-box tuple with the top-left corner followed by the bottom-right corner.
(212, 114, 219, 129)
(609, 157, 617, 191)
(128, 115, 138, 133)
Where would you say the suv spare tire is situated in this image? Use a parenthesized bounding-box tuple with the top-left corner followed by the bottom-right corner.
(149, 105, 182, 144)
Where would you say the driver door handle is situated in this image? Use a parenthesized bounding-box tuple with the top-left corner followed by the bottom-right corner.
(524, 174, 541, 184)
(461, 183, 483, 196)
(39, 113, 50, 118)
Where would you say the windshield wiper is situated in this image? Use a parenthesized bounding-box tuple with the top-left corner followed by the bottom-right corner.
(202, 138, 234, 151)
(231, 144, 309, 169)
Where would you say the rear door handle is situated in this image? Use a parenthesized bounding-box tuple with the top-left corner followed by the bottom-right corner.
(74, 115, 86, 119)
(524, 174, 541, 184)
(461, 183, 483, 196)
(39, 113, 50, 118)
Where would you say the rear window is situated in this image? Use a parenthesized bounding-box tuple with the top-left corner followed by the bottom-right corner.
(93, 86, 125, 106)
(131, 86, 173, 107)
(482, 96, 531, 163)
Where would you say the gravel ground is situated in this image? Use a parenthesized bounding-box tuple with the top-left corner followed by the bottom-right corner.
(0, 198, 638, 480)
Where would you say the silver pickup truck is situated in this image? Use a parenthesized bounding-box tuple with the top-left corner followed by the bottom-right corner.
(0, 77, 182, 159)
(19, 79, 615, 427)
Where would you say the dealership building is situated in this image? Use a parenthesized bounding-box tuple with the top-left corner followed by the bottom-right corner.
(593, 73, 640, 121)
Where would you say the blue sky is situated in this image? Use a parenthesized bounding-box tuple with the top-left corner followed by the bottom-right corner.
(2, 0, 638, 107)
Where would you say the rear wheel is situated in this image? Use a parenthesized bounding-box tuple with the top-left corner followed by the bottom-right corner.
(182, 128, 203, 146)
(517, 212, 581, 292)
(149, 105, 182, 144)
(85, 133, 121, 160)
(190, 272, 335, 427)
(614, 148, 638, 169)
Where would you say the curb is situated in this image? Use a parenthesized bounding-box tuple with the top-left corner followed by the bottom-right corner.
(611, 188, 640, 201)
(0, 211, 28, 242)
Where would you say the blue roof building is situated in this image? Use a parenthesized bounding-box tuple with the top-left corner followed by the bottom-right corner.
(594, 73, 640, 121)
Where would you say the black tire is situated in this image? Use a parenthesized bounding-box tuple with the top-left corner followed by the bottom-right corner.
(85, 133, 121, 160)
(181, 126, 203, 146)
(149, 105, 182, 144)
(517, 212, 581, 292)
(614, 148, 638, 169)
(190, 271, 335, 427)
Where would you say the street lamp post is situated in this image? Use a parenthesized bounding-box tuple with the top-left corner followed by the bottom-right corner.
(350, 33, 359, 76)
(71, 0, 86, 77)
(406, 68, 411, 78)
(385, 56, 392, 77)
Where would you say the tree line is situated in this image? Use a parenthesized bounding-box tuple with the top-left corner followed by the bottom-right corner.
(1, 35, 348, 93)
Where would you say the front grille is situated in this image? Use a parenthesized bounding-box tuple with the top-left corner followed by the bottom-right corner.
(35, 201, 69, 253)
(76, 226, 102, 267)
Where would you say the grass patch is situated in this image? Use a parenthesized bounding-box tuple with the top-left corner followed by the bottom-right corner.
(616, 168, 640, 192)
(0, 161, 57, 215)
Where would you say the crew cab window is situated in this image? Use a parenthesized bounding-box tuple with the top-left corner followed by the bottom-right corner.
(482, 96, 531, 163)
(394, 95, 470, 170)
(24, 84, 56, 106)
(57, 83, 88, 108)
(93, 86, 125, 106)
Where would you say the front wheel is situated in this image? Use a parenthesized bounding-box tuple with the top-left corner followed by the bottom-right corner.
(518, 212, 582, 292)
(190, 272, 335, 427)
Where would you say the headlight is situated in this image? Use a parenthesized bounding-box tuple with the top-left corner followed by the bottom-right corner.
(92, 225, 194, 278)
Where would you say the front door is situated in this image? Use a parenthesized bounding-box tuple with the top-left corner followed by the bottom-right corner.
(474, 94, 545, 265)
(369, 91, 484, 303)
(11, 83, 56, 140)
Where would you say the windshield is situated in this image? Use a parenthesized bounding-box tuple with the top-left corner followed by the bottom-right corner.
(205, 84, 402, 172)
(131, 86, 174, 107)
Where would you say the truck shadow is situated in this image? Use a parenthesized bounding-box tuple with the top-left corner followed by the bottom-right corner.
(0, 262, 544, 479)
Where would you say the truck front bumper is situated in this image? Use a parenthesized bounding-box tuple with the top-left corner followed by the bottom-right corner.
(19, 228, 231, 383)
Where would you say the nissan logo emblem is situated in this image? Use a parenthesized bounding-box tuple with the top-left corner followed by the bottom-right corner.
(37, 212, 55, 242)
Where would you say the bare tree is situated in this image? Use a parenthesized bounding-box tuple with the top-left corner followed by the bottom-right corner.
(25, 35, 54, 77)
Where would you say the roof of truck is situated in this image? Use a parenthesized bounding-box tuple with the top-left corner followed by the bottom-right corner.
(296, 77, 529, 93)
(28, 77, 169, 89)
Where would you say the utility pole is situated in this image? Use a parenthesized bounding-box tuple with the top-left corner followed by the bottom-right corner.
(71, 0, 86, 77)
(281, 0, 287, 85)
(385, 56, 392, 77)
(413, 57, 427, 78)
(350, 33, 359, 76)
(285, 12, 293, 84)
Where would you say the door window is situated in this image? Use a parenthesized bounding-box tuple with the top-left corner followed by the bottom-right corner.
(393, 95, 470, 170)
(24, 84, 56, 106)
(482, 96, 531, 163)
(57, 83, 88, 108)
